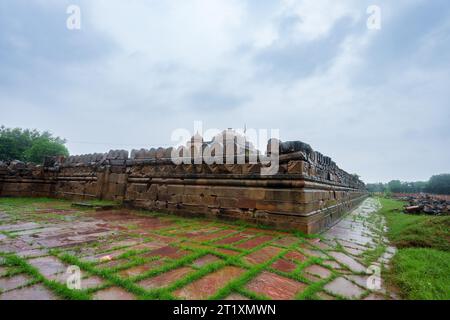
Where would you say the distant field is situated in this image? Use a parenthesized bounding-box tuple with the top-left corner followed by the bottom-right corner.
(379, 197, 450, 300)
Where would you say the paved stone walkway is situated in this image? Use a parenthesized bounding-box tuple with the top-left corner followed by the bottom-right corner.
(0, 197, 398, 300)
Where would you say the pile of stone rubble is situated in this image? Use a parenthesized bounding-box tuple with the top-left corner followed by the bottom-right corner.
(398, 194, 450, 215)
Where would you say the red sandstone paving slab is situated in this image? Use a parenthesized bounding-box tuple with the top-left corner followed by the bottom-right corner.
(178, 227, 221, 238)
(92, 287, 136, 300)
(0, 284, 59, 300)
(174, 266, 245, 300)
(235, 236, 274, 250)
(303, 265, 332, 279)
(191, 229, 237, 242)
(272, 236, 299, 247)
(243, 246, 283, 265)
(87, 249, 129, 262)
(143, 245, 190, 260)
(329, 252, 366, 273)
(245, 271, 307, 300)
(324, 277, 365, 299)
(192, 254, 221, 268)
(80, 276, 105, 290)
(311, 241, 332, 250)
(224, 293, 250, 300)
(98, 239, 142, 251)
(284, 250, 307, 263)
(137, 267, 194, 290)
(118, 260, 165, 278)
(148, 234, 182, 244)
(215, 248, 241, 256)
(96, 259, 129, 270)
(0, 274, 32, 291)
(214, 233, 251, 245)
(123, 241, 167, 252)
(270, 259, 297, 273)
(27, 256, 68, 277)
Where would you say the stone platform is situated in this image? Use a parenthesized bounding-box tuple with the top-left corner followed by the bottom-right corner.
(0, 139, 367, 234)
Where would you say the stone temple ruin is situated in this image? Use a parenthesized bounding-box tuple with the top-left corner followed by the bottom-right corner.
(0, 131, 367, 234)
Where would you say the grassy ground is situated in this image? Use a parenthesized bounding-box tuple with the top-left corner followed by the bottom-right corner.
(378, 197, 450, 300)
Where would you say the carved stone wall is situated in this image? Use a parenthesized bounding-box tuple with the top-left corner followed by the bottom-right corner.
(0, 140, 367, 234)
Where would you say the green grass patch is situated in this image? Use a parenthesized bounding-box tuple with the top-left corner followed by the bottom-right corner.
(387, 248, 450, 300)
(378, 197, 450, 300)
(379, 197, 450, 251)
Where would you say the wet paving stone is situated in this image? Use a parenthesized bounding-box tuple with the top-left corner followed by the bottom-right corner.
(243, 246, 283, 265)
(192, 254, 221, 268)
(235, 236, 273, 249)
(272, 236, 299, 247)
(345, 274, 370, 290)
(303, 265, 332, 279)
(174, 266, 245, 299)
(137, 267, 194, 290)
(0, 266, 8, 276)
(316, 291, 336, 300)
(323, 260, 342, 269)
(143, 246, 189, 260)
(329, 252, 366, 273)
(118, 260, 165, 278)
(215, 248, 240, 256)
(0, 274, 32, 291)
(27, 256, 68, 277)
(245, 271, 307, 300)
(302, 248, 328, 259)
(224, 293, 250, 300)
(364, 293, 386, 300)
(324, 277, 365, 299)
(0, 197, 399, 300)
(271, 259, 297, 273)
(0, 284, 59, 300)
(284, 250, 307, 263)
(17, 249, 48, 258)
(192, 229, 237, 242)
(215, 233, 250, 245)
(92, 287, 135, 300)
(0, 222, 41, 232)
(97, 258, 128, 270)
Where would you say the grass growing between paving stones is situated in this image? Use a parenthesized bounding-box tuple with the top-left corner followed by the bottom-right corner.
(378, 197, 450, 300)
(1, 197, 344, 300)
(1, 253, 90, 300)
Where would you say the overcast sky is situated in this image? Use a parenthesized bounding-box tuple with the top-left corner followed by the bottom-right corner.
(1, 0, 449, 183)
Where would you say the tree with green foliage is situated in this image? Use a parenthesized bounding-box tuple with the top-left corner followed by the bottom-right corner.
(0, 126, 69, 164)
(387, 180, 403, 193)
(425, 174, 450, 195)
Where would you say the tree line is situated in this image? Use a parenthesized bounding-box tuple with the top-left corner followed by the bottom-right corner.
(0, 126, 69, 164)
(367, 174, 450, 195)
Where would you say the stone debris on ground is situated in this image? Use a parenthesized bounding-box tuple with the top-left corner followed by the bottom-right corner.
(395, 194, 450, 215)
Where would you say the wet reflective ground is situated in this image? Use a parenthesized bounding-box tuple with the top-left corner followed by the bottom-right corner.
(0, 197, 398, 300)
